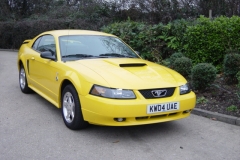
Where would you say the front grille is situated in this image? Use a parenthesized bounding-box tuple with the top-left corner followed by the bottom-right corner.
(139, 87, 175, 99)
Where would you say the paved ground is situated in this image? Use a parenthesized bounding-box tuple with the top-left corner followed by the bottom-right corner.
(1, 51, 240, 160)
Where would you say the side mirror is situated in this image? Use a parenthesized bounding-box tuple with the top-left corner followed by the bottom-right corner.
(40, 50, 56, 61)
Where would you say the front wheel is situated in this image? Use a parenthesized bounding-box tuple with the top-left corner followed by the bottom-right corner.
(61, 85, 88, 130)
(19, 65, 32, 93)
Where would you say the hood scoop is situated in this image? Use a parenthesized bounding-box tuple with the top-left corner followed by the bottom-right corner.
(119, 63, 147, 67)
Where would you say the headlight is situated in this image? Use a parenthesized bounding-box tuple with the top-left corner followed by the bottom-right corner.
(90, 85, 136, 99)
(180, 83, 191, 95)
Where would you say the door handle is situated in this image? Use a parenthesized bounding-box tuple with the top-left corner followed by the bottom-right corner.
(31, 57, 35, 60)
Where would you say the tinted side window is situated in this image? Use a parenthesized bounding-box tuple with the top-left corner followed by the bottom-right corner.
(36, 35, 56, 53)
(32, 37, 42, 50)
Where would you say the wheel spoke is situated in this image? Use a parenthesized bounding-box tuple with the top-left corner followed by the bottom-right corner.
(70, 110, 74, 120)
(63, 101, 68, 107)
(67, 112, 71, 119)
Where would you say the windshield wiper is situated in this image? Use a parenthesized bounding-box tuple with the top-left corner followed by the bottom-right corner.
(99, 53, 135, 58)
(62, 53, 136, 59)
(62, 54, 94, 58)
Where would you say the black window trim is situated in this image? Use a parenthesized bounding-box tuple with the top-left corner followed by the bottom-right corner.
(32, 34, 58, 61)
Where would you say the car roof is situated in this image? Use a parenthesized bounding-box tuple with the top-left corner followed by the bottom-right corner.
(40, 30, 115, 37)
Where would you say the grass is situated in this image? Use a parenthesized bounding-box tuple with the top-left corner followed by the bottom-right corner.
(196, 96, 208, 104)
(226, 105, 238, 112)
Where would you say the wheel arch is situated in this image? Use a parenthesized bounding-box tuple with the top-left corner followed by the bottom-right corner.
(18, 58, 30, 76)
(58, 71, 92, 109)
(59, 79, 76, 108)
(18, 60, 23, 71)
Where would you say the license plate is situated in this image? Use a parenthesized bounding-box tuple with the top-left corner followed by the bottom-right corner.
(147, 102, 179, 114)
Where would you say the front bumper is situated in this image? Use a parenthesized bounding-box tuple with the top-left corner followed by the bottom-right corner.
(80, 90, 196, 126)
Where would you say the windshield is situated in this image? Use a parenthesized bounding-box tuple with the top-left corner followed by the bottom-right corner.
(59, 35, 139, 61)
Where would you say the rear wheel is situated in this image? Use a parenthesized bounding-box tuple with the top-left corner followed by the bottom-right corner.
(19, 65, 32, 93)
(62, 85, 88, 130)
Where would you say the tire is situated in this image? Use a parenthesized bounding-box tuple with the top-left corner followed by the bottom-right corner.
(19, 65, 32, 93)
(61, 85, 88, 130)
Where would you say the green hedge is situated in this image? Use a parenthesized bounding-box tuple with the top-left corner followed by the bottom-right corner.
(0, 20, 68, 49)
(103, 16, 240, 70)
(184, 16, 240, 69)
(2, 15, 240, 72)
(102, 20, 167, 61)
(237, 71, 240, 99)
(102, 19, 191, 61)
(223, 53, 240, 81)
(172, 57, 192, 77)
(191, 63, 217, 90)
(0, 18, 108, 49)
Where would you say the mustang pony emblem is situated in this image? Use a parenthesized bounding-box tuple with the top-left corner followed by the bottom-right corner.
(151, 90, 167, 97)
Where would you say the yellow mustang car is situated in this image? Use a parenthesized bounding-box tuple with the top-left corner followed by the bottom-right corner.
(18, 30, 196, 130)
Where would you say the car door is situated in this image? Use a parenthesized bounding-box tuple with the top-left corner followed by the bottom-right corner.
(29, 35, 60, 105)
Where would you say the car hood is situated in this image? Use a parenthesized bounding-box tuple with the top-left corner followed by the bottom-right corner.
(67, 58, 186, 89)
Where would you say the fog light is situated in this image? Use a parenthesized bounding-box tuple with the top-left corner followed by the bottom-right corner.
(114, 118, 126, 122)
(183, 110, 191, 114)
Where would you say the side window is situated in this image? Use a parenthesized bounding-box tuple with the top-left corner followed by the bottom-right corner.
(32, 37, 42, 50)
(36, 35, 56, 53)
